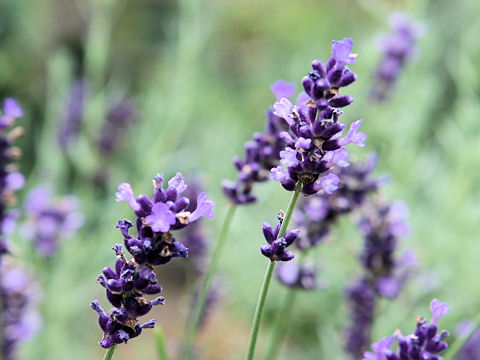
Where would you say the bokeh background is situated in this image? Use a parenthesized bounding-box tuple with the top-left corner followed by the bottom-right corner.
(0, 0, 479, 359)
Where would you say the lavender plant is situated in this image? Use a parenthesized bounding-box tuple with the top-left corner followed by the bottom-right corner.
(364, 299, 450, 360)
(246, 37, 367, 360)
(22, 187, 84, 258)
(345, 199, 412, 358)
(370, 13, 424, 101)
(91, 173, 214, 357)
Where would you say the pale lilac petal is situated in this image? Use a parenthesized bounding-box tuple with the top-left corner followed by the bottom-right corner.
(324, 148, 350, 168)
(167, 172, 187, 194)
(115, 183, 140, 211)
(3, 98, 23, 118)
(270, 166, 288, 182)
(270, 80, 296, 100)
(5, 172, 25, 191)
(296, 137, 311, 150)
(273, 98, 295, 126)
(280, 148, 300, 167)
(430, 298, 450, 326)
(332, 38, 356, 64)
(320, 173, 340, 194)
(338, 120, 366, 147)
(145, 203, 176, 232)
(189, 192, 215, 222)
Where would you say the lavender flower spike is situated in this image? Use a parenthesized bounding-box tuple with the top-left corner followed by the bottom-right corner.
(92, 173, 215, 348)
(271, 38, 366, 196)
(260, 221, 299, 262)
(364, 299, 451, 360)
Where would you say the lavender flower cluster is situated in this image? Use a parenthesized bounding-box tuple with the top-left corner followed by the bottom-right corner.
(222, 88, 289, 205)
(345, 200, 412, 358)
(0, 99, 25, 256)
(22, 187, 84, 258)
(1, 260, 41, 360)
(364, 299, 450, 360)
(270, 38, 366, 196)
(91, 173, 214, 348)
(371, 13, 424, 101)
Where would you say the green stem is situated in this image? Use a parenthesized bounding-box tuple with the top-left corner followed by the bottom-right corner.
(103, 345, 116, 360)
(182, 204, 237, 359)
(445, 311, 480, 360)
(263, 288, 296, 360)
(154, 328, 169, 360)
(246, 181, 302, 360)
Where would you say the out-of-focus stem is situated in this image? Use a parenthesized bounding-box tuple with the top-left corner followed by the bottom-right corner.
(103, 345, 116, 360)
(182, 204, 237, 359)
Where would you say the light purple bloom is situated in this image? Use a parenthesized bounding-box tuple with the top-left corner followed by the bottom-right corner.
(273, 98, 295, 126)
(323, 148, 350, 168)
(363, 336, 394, 360)
(145, 203, 177, 232)
(115, 183, 140, 212)
(430, 298, 450, 326)
(5, 172, 25, 191)
(280, 148, 300, 167)
(270, 166, 289, 182)
(377, 276, 400, 298)
(295, 137, 312, 150)
(320, 173, 340, 194)
(3, 98, 23, 118)
(168, 172, 187, 194)
(270, 80, 296, 100)
(338, 120, 367, 147)
(332, 38, 357, 64)
(188, 192, 215, 222)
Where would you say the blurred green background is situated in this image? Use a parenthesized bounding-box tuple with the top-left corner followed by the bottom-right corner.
(1, 0, 479, 359)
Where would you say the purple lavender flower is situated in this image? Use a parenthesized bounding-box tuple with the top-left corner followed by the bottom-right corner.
(345, 198, 412, 358)
(57, 80, 87, 150)
(97, 97, 137, 156)
(1, 259, 41, 360)
(0, 98, 24, 255)
(222, 81, 293, 205)
(454, 321, 480, 360)
(271, 38, 366, 196)
(364, 299, 450, 360)
(22, 187, 84, 257)
(275, 262, 322, 290)
(92, 173, 214, 348)
(260, 221, 299, 262)
(370, 13, 424, 101)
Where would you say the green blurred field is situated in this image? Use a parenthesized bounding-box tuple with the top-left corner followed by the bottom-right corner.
(1, 0, 479, 359)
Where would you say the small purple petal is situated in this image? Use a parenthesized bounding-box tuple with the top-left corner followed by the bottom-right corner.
(3, 98, 23, 118)
(319, 173, 340, 194)
(145, 203, 176, 232)
(167, 172, 187, 194)
(332, 38, 357, 64)
(189, 192, 215, 222)
(270, 80, 296, 100)
(430, 298, 450, 326)
(115, 183, 140, 211)
(280, 148, 300, 167)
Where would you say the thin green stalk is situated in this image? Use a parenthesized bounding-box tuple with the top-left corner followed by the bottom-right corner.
(445, 311, 480, 360)
(154, 328, 169, 360)
(182, 204, 237, 359)
(263, 288, 296, 360)
(246, 181, 303, 360)
(103, 345, 116, 360)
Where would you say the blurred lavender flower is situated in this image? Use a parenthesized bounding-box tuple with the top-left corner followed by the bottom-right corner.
(22, 187, 84, 257)
(271, 38, 366, 196)
(370, 13, 424, 101)
(97, 97, 137, 156)
(276, 262, 322, 290)
(0, 98, 24, 256)
(1, 259, 41, 360)
(364, 299, 450, 360)
(222, 83, 291, 205)
(454, 321, 480, 360)
(345, 199, 413, 358)
(57, 80, 87, 150)
(92, 173, 214, 348)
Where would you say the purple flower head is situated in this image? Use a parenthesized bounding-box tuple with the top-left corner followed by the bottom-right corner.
(1, 259, 41, 359)
(3, 98, 23, 118)
(270, 80, 296, 100)
(332, 38, 357, 64)
(23, 187, 84, 257)
(57, 80, 88, 150)
(260, 222, 299, 262)
(371, 13, 424, 101)
(365, 299, 451, 359)
(276, 261, 323, 290)
(430, 298, 450, 326)
(269, 39, 364, 196)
